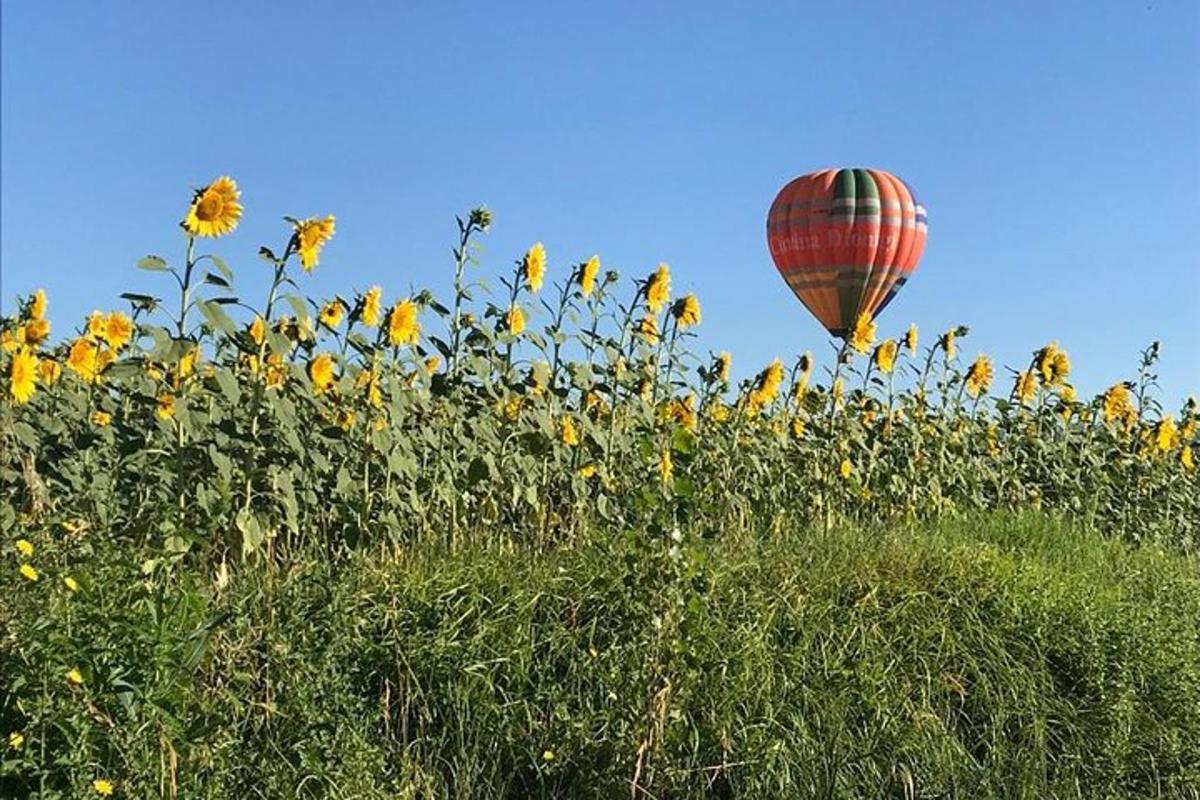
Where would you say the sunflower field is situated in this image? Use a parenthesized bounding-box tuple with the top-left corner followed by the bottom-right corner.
(2, 178, 1199, 798)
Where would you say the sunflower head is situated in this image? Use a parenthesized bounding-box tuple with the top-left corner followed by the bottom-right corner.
(578, 255, 601, 298)
(183, 176, 242, 238)
(671, 294, 701, 329)
(387, 300, 421, 347)
(965, 354, 994, 398)
(1014, 370, 1037, 406)
(319, 300, 345, 329)
(523, 242, 546, 292)
(873, 339, 898, 374)
(848, 312, 876, 354)
(293, 215, 336, 272)
(505, 305, 526, 336)
(645, 264, 671, 313)
(360, 286, 383, 327)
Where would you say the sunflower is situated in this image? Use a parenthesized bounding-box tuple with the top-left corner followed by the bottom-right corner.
(8, 732, 23, 749)
(1037, 343, 1071, 385)
(183, 176, 242, 238)
(294, 215, 336, 271)
(66, 340, 113, 383)
(30, 289, 47, 320)
(873, 339, 898, 374)
(102, 312, 134, 350)
(424, 356, 440, 374)
(1014, 370, 1037, 406)
(9, 347, 38, 404)
(1155, 416, 1179, 454)
(645, 263, 670, 313)
(386, 300, 420, 346)
(671, 294, 701, 329)
(318, 300, 345, 329)
(20, 564, 39, 582)
(523, 242, 546, 292)
(658, 450, 673, 483)
(249, 316, 266, 346)
(578, 255, 600, 298)
(839, 459, 853, 479)
(940, 329, 957, 361)
(361, 286, 383, 327)
(505, 305, 526, 336)
(92, 778, 114, 796)
(792, 352, 813, 401)
(904, 324, 918, 355)
(965, 354, 994, 398)
(178, 348, 199, 379)
(91, 410, 112, 427)
(561, 416, 580, 446)
(747, 358, 785, 415)
(309, 353, 336, 393)
(265, 353, 287, 389)
(22, 318, 50, 347)
(832, 377, 844, 409)
(86, 311, 106, 341)
(39, 359, 62, 386)
(637, 313, 660, 344)
(714, 351, 732, 383)
(1102, 383, 1137, 429)
(1183, 445, 1195, 472)
(156, 394, 176, 421)
(848, 312, 876, 354)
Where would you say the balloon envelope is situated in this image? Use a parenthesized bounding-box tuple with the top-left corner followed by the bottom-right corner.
(767, 168, 927, 337)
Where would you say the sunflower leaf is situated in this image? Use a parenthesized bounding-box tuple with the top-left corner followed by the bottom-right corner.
(136, 255, 169, 271)
(197, 300, 238, 337)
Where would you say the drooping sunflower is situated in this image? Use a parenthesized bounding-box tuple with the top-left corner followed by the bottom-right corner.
(561, 416, 579, 446)
(523, 242, 546, 292)
(1102, 383, 1137, 428)
(645, 263, 671, 313)
(940, 329, 957, 361)
(714, 351, 732, 383)
(156, 394, 176, 421)
(747, 358, 785, 415)
(38, 359, 62, 385)
(1037, 342, 1071, 386)
(671, 294, 701, 329)
(360, 286, 382, 327)
(9, 347, 38, 404)
(22, 318, 50, 347)
(308, 353, 336, 394)
(578, 255, 600, 298)
(848, 312, 876, 354)
(386, 300, 420, 346)
(183, 176, 242, 238)
(319, 300, 345, 329)
(249, 316, 266, 346)
(873, 339, 898, 374)
(965, 354, 994, 398)
(293, 215, 336, 272)
(1155, 416, 1179, 454)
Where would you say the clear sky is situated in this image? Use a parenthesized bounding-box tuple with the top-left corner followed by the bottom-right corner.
(2, 1, 1198, 403)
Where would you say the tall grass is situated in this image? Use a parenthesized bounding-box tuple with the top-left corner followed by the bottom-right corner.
(4, 513, 1199, 798)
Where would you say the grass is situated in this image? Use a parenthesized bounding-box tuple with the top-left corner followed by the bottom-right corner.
(4, 512, 1200, 798)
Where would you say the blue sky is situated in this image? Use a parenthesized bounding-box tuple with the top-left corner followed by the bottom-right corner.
(2, 1, 1197, 403)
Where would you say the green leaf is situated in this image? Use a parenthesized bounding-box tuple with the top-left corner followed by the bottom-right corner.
(197, 299, 238, 336)
(203, 272, 232, 289)
(136, 255, 169, 271)
(285, 294, 311, 321)
(210, 254, 234, 280)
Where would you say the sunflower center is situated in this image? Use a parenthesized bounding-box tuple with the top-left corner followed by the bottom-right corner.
(196, 193, 224, 221)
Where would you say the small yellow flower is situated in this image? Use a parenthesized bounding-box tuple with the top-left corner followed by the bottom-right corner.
(9, 346, 38, 403)
(336, 409, 356, 432)
(19, 563, 38, 582)
(309, 353, 336, 394)
(839, 459, 853, 479)
(577, 463, 597, 479)
(361, 286, 382, 327)
(542, 750, 555, 762)
(645, 263, 671, 313)
(178, 348, 199, 379)
(64, 575, 80, 592)
(30, 289, 48, 320)
(1014, 370, 1037, 406)
(183, 176, 242, 238)
(832, 377, 844, 409)
(319, 301, 344, 329)
(658, 450, 673, 483)
(1182, 445, 1195, 472)
(103, 312, 134, 351)
(66, 668, 83, 685)
(904, 324, 918, 355)
(39, 359, 62, 386)
(91, 410, 112, 427)
(523, 242, 546, 292)
(294, 215, 336, 271)
(1, 330, 17, 353)
(848, 312, 876, 354)
(561, 416, 579, 446)
(578, 255, 600, 298)
(387, 300, 421, 347)
(791, 417, 806, 438)
(497, 396, 522, 421)
(92, 778, 114, 796)
(965, 354, 993, 398)
(156, 394, 176, 421)
(86, 311, 107, 341)
(506, 305, 526, 336)
(873, 339, 897, 374)
(265, 353, 287, 389)
(637, 314, 660, 344)
(8, 731, 23, 749)
(249, 316, 266, 346)
(16, 539, 34, 557)
(423, 356, 440, 374)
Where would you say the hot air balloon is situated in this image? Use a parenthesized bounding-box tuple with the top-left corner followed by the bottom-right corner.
(767, 168, 927, 338)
